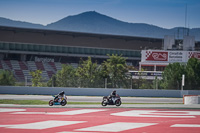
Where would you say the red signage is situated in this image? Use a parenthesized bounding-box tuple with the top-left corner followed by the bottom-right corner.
(188, 52, 200, 60)
(146, 51, 168, 61)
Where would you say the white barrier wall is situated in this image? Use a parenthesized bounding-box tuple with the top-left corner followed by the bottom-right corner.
(184, 95, 200, 104)
(1, 86, 200, 98)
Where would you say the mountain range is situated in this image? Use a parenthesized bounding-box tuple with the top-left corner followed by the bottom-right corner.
(0, 11, 200, 41)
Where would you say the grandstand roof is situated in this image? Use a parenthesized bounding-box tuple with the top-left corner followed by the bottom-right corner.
(0, 26, 163, 50)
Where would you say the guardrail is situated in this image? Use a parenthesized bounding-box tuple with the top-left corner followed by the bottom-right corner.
(0, 86, 200, 98)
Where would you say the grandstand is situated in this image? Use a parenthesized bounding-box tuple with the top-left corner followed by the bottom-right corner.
(0, 60, 60, 82)
(0, 26, 199, 83)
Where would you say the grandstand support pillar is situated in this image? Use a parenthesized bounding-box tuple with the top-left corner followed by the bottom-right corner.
(130, 74, 133, 89)
(154, 64, 156, 71)
(25, 76, 27, 86)
(20, 54, 26, 61)
(0, 54, 4, 60)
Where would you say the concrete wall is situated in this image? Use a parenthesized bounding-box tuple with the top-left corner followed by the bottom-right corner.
(1, 86, 200, 98)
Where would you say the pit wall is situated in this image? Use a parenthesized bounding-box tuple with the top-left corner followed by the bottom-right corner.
(1, 86, 200, 98)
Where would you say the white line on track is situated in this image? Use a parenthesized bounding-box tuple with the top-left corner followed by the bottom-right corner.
(77, 122, 157, 132)
(0, 108, 26, 112)
(0, 121, 86, 129)
(13, 109, 107, 115)
(48, 109, 106, 115)
(171, 124, 200, 127)
(111, 110, 199, 118)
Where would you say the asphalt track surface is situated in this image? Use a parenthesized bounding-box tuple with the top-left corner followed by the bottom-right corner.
(0, 94, 200, 109)
(0, 94, 183, 103)
(0, 107, 200, 133)
(0, 95, 200, 132)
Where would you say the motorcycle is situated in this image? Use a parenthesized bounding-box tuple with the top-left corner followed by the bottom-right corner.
(101, 94, 122, 106)
(49, 95, 67, 106)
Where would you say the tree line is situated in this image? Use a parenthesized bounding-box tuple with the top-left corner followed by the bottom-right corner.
(47, 55, 129, 88)
(0, 55, 200, 90)
(161, 57, 200, 90)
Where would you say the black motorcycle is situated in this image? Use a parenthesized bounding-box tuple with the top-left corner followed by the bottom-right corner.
(101, 95, 122, 106)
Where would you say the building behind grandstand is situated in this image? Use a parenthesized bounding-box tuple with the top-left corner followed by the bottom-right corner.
(0, 26, 200, 83)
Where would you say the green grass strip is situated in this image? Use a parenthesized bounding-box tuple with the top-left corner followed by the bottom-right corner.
(0, 99, 48, 105)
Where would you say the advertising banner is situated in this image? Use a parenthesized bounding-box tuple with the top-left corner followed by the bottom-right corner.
(188, 51, 200, 60)
(142, 50, 200, 63)
(145, 51, 168, 61)
(168, 51, 185, 62)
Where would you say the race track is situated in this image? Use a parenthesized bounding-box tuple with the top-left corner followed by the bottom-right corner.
(0, 107, 200, 133)
(0, 94, 182, 103)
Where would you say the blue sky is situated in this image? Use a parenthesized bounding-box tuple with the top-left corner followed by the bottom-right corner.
(0, 0, 199, 29)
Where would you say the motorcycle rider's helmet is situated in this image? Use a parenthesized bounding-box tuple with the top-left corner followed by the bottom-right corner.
(112, 90, 116, 95)
(60, 91, 65, 95)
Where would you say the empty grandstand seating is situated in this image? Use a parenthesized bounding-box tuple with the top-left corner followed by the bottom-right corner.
(22, 70, 32, 81)
(35, 62, 45, 70)
(54, 62, 62, 70)
(71, 63, 78, 68)
(43, 62, 54, 72)
(11, 60, 20, 70)
(19, 61, 28, 70)
(48, 62, 57, 71)
(41, 71, 49, 80)
(14, 70, 25, 80)
(47, 71, 55, 78)
(3, 60, 12, 69)
(27, 61, 37, 71)
(0, 60, 64, 83)
(0, 59, 82, 84)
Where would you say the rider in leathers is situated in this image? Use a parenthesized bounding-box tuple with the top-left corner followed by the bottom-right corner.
(109, 90, 117, 104)
(54, 91, 65, 102)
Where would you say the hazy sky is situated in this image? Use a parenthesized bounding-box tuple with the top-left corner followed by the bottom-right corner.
(0, 0, 199, 29)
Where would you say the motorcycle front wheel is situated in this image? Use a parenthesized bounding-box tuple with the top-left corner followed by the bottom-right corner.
(61, 99, 67, 106)
(49, 100, 54, 106)
(115, 100, 121, 106)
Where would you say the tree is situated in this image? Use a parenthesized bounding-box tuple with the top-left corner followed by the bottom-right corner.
(161, 58, 200, 90)
(185, 58, 200, 90)
(131, 69, 153, 89)
(101, 54, 128, 88)
(47, 74, 57, 87)
(30, 70, 43, 87)
(76, 57, 102, 88)
(55, 64, 77, 87)
(161, 63, 185, 90)
(0, 70, 16, 86)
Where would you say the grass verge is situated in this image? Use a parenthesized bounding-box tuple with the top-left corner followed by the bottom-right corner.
(0, 99, 47, 105)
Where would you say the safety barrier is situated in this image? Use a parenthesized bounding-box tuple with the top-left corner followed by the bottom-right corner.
(1, 86, 200, 98)
(183, 95, 200, 104)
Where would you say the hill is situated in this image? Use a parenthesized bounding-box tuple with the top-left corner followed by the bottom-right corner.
(0, 17, 44, 29)
(0, 11, 200, 41)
